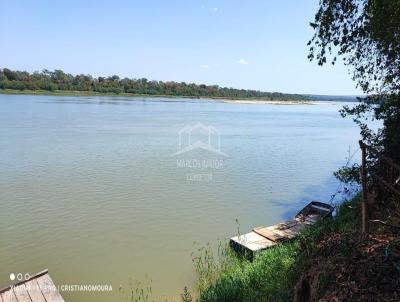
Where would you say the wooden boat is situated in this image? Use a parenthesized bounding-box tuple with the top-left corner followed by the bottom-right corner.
(294, 201, 334, 223)
(229, 201, 334, 260)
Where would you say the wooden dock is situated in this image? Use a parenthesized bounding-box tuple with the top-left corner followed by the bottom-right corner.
(0, 269, 65, 302)
(230, 201, 334, 260)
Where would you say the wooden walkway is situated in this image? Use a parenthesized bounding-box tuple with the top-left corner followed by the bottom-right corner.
(230, 218, 311, 259)
(0, 270, 65, 302)
(230, 201, 334, 260)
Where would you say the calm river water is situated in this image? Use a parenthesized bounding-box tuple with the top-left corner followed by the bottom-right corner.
(0, 94, 359, 301)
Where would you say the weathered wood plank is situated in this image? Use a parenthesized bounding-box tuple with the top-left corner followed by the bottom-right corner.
(254, 219, 310, 242)
(289, 222, 308, 233)
(276, 220, 298, 230)
(305, 214, 320, 224)
(275, 227, 300, 239)
(230, 201, 334, 260)
(13, 284, 32, 302)
(1, 290, 18, 302)
(25, 279, 46, 302)
(253, 226, 287, 242)
(230, 231, 276, 252)
(36, 274, 64, 302)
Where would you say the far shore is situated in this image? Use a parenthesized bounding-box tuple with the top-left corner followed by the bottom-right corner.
(0, 89, 324, 105)
(220, 99, 319, 105)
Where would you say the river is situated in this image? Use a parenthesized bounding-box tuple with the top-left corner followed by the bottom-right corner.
(0, 94, 360, 301)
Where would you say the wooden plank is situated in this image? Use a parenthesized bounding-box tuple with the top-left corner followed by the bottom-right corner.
(254, 220, 309, 242)
(276, 220, 298, 230)
(286, 222, 309, 239)
(25, 280, 46, 302)
(230, 231, 276, 252)
(253, 226, 287, 242)
(305, 214, 319, 224)
(1, 290, 18, 302)
(275, 228, 294, 239)
(267, 224, 297, 239)
(289, 222, 308, 233)
(295, 215, 319, 225)
(13, 284, 32, 302)
(36, 274, 64, 302)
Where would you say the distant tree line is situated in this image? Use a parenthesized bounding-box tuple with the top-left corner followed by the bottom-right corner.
(0, 68, 309, 101)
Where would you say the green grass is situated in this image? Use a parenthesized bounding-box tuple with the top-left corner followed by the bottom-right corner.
(193, 196, 361, 302)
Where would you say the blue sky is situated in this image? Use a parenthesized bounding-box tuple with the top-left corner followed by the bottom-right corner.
(0, 1, 361, 95)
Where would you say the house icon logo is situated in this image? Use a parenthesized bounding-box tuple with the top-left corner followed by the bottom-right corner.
(173, 123, 228, 156)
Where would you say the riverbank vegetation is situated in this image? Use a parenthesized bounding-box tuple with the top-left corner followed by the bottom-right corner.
(190, 196, 361, 302)
(0, 68, 310, 101)
(192, 192, 400, 301)
(189, 0, 400, 300)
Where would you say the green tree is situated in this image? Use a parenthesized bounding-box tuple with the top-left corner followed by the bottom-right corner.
(0, 67, 311, 101)
(309, 0, 400, 168)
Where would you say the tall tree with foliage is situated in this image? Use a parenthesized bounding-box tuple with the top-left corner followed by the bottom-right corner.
(309, 0, 400, 153)
(309, 0, 400, 185)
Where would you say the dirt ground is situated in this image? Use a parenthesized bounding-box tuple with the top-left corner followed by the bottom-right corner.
(293, 229, 400, 301)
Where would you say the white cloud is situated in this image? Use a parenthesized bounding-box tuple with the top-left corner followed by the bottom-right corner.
(237, 58, 249, 65)
(212, 7, 218, 12)
(200, 64, 209, 69)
